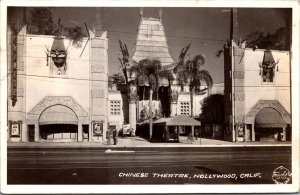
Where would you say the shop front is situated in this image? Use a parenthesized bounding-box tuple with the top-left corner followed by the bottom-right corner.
(254, 107, 287, 142)
(26, 96, 89, 142)
(39, 105, 78, 142)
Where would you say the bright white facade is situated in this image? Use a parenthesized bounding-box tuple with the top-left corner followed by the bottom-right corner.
(224, 43, 291, 142)
(8, 21, 109, 142)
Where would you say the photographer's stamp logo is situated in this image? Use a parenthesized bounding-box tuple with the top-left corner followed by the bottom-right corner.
(272, 166, 292, 184)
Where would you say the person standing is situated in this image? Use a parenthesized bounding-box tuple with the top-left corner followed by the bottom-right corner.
(113, 128, 118, 145)
(106, 127, 112, 145)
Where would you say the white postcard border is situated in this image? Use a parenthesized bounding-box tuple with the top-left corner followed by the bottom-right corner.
(0, 0, 299, 194)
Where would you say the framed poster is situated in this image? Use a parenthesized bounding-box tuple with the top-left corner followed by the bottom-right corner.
(93, 122, 103, 136)
(10, 122, 20, 137)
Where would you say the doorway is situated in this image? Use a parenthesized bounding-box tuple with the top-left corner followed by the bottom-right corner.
(28, 125, 35, 142)
(40, 124, 78, 142)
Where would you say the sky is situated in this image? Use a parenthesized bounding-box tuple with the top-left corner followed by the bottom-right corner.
(9, 7, 291, 84)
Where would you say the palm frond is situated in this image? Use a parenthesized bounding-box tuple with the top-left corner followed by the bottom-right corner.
(192, 54, 205, 67)
(66, 26, 86, 48)
(129, 58, 163, 88)
(215, 49, 224, 58)
(197, 70, 213, 87)
(159, 69, 175, 81)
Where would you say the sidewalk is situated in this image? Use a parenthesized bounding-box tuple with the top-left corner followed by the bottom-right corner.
(7, 136, 292, 148)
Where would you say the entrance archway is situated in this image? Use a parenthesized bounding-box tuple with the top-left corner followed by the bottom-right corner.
(39, 105, 78, 141)
(157, 86, 171, 117)
(254, 107, 287, 142)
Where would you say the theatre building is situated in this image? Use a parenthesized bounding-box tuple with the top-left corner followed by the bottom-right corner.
(223, 42, 291, 142)
(109, 10, 213, 137)
(7, 13, 109, 142)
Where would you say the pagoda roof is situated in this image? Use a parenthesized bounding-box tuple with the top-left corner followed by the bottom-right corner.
(132, 17, 175, 67)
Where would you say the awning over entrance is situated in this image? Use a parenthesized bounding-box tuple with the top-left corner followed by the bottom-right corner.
(255, 107, 286, 128)
(39, 105, 78, 125)
(154, 115, 201, 126)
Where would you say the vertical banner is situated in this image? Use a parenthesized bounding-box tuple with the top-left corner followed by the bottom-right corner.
(11, 21, 18, 107)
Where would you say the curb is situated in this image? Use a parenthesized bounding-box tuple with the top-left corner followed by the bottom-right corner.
(7, 143, 292, 149)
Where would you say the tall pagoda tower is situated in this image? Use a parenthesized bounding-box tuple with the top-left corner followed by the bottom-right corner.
(132, 8, 175, 66)
(127, 8, 176, 132)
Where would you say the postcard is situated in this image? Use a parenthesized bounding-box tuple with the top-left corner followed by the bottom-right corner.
(1, 0, 299, 194)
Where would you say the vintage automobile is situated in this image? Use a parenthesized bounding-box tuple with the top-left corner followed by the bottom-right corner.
(122, 124, 135, 136)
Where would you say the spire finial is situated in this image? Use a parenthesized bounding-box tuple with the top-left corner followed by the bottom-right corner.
(140, 8, 143, 18)
(159, 8, 163, 21)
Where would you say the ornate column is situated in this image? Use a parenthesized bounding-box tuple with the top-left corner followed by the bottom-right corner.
(21, 122, 28, 142)
(34, 122, 40, 142)
(89, 30, 108, 142)
(243, 124, 246, 142)
(77, 121, 83, 142)
(282, 127, 286, 141)
(170, 90, 178, 116)
(251, 123, 255, 141)
(128, 86, 138, 136)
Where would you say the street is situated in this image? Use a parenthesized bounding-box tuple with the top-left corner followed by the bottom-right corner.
(7, 146, 291, 184)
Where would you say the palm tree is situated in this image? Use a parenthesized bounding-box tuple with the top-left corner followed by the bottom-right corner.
(129, 58, 162, 141)
(176, 54, 213, 139)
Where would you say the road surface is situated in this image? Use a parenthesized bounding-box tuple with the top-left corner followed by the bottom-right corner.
(7, 146, 291, 184)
